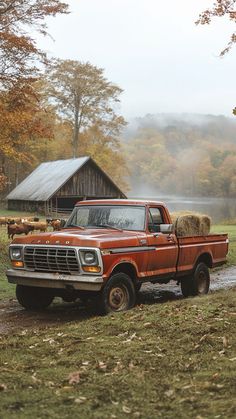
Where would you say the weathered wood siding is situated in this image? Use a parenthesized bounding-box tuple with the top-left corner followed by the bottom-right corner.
(56, 160, 124, 198)
(8, 200, 45, 213)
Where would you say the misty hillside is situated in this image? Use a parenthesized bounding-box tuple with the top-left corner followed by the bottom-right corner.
(124, 113, 236, 144)
(123, 113, 236, 197)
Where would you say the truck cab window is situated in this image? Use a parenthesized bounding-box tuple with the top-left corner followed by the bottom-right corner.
(148, 208, 163, 232)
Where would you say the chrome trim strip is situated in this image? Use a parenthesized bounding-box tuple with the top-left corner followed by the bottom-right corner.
(179, 241, 227, 248)
(107, 245, 177, 254)
(109, 246, 156, 254)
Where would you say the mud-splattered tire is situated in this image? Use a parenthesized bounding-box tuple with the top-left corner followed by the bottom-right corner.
(134, 282, 142, 293)
(16, 285, 54, 310)
(99, 273, 136, 314)
(181, 262, 210, 297)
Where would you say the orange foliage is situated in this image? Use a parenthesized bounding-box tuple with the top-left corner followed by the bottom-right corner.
(0, 0, 69, 87)
(197, 0, 236, 56)
(0, 83, 54, 164)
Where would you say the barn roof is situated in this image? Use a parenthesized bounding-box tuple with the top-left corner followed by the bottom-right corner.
(6, 157, 92, 201)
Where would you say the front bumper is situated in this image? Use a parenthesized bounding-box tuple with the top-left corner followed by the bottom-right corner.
(6, 269, 104, 291)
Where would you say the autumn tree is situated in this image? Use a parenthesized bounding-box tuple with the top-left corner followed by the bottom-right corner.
(79, 124, 129, 190)
(46, 59, 127, 157)
(0, 0, 69, 88)
(197, 0, 236, 56)
(197, 1, 236, 113)
(0, 81, 55, 187)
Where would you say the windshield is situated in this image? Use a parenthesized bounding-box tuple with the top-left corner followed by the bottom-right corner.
(65, 205, 146, 231)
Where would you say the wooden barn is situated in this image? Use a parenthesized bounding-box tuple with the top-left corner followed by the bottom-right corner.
(6, 157, 126, 214)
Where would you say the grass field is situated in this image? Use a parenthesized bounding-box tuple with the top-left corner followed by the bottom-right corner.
(0, 289, 236, 418)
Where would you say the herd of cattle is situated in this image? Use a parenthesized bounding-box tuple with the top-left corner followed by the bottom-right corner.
(0, 216, 66, 239)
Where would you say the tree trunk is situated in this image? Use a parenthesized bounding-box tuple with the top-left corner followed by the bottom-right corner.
(15, 162, 19, 186)
(73, 108, 79, 158)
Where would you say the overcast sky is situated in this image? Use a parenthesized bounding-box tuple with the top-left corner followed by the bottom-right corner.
(37, 0, 236, 119)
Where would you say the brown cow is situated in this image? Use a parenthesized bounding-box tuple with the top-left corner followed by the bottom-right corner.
(24, 221, 47, 232)
(51, 219, 61, 231)
(7, 217, 22, 224)
(0, 217, 8, 226)
(7, 223, 34, 240)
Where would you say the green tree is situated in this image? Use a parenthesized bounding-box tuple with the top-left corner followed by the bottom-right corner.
(46, 59, 126, 157)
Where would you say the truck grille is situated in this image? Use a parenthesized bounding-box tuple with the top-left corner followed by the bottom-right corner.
(24, 246, 80, 274)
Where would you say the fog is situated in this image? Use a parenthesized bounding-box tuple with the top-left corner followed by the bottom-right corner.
(124, 112, 236, 139)
(127, 192, 236, 223)
(124, 112, 236, 222)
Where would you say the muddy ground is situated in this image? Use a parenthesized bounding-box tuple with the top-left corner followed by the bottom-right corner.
(0, 266, 236, 335)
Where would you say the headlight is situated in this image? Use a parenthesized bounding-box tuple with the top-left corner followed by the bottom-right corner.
(84, 252, 96, 264)
(10, 247, 22, 260)
(79, 250, 98, 266)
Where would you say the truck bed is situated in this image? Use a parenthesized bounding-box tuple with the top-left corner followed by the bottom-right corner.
(176, 233, 228, 275)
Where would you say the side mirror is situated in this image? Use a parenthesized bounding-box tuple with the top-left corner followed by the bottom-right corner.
(160, 224, 174, 234)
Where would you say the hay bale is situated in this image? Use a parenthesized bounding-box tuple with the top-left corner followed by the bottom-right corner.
(170, 211, 211, 237)
(199, 215, 211, 236)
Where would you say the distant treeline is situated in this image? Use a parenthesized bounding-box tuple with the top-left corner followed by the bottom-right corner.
(123, 113, 236, 197)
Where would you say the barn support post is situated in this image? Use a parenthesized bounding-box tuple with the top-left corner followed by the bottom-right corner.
(56, 197, 58, 218)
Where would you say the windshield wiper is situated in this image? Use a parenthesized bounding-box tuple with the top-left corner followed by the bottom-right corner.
(92, 224, 123, 232)
(65, 223, 85, 229)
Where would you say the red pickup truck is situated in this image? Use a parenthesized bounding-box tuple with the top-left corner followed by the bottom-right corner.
(6, 200, 228, 313)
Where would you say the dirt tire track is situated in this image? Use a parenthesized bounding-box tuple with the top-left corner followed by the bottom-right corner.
(0, 266, 236, 335)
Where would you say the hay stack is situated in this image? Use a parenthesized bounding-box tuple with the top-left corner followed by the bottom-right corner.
(170, 211, 211, 237)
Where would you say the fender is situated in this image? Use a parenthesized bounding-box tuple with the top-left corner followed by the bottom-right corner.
(103, 256, 139, 280)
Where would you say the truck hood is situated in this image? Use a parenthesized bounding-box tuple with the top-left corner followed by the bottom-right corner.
(12, 228, 148, 249)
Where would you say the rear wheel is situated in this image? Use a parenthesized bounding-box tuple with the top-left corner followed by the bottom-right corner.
(99, 273, 136, 314)
(16, 285, 54, 310)
(181, 262, 210, 297)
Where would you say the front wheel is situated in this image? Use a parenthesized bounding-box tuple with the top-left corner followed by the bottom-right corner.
(16, 285, 54, 310)
(181, 262, 210, 297)
(99, 273, 136, 314)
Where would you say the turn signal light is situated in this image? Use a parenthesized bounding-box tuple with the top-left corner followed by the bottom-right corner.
(12, 261, 24, 268)
(83, 266, 101, 273)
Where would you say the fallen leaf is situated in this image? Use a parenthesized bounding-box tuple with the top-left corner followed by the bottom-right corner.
(113, 361, 123, 373)
(31, 373, 42, 384)
(74, 397, 87, 404)
(164, 389, 175, 398)
(122, 405, 131, 414)
(129, 361, 135, 370)
(68, 371, 81, 385)
(222, 336, 228, 348)
(97, 361, 107, 370)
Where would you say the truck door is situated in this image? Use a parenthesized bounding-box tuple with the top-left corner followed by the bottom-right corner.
(146, 207, 178, 279)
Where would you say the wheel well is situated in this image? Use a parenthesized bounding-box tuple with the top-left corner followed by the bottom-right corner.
(196, 253, 213, 268)
(111, 263, 138, 283)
